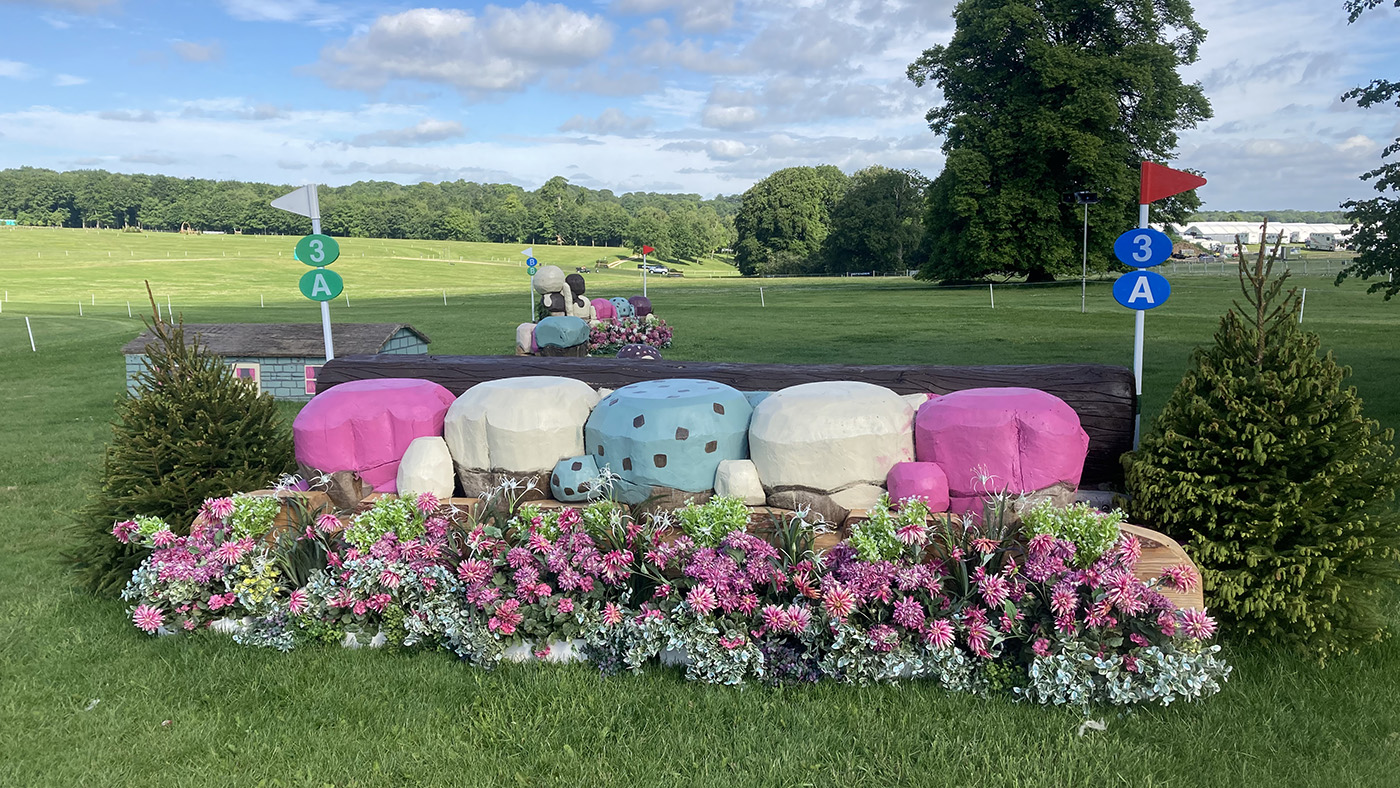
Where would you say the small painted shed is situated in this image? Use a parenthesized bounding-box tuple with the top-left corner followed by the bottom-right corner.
(121, 323, 430, 401)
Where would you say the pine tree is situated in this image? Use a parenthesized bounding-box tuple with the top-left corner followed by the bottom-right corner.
(1124, 228, 1400, 660)
(69, 288, 295, 594)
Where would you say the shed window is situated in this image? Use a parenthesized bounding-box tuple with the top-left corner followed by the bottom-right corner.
(305, 365, 321, 395)
(231, 363, 261, 392)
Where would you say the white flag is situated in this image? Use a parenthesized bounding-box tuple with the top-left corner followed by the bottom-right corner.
(271, 185, 321, 220)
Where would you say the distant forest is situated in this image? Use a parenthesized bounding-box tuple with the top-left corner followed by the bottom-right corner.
(1185, 210, 1349, 223)
(0, 167, 741, 262)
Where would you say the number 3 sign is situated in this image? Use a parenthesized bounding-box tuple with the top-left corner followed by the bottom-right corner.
(1112, 228, 1172, 269)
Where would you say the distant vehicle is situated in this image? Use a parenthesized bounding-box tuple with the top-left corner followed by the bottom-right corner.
(644, 264, 669, 275)
(575, 267, 590, 274)
(1197, 254, 1217, 262)
(1305, 233, 1337, 251)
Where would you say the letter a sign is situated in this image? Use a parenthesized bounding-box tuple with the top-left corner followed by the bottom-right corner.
(1112, 270, 1170, 311)
(299, 268, 344, 301)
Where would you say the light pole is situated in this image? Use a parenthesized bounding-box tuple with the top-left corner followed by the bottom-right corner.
(1072, 190, 1101, 313)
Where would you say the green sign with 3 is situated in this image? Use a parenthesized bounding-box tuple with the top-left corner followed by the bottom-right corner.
(295, 234, 340, 267)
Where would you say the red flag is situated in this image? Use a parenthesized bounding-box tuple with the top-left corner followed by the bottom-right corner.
(641, 245, 655, 255)
(1140, 162, 1207, 204)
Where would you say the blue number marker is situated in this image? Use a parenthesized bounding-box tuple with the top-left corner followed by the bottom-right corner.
(1113, 228, 1173, 268)
(1113, 270, 1171, 310)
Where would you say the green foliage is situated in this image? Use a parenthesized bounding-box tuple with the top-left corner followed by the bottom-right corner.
(228, 494, 280, 540)
(733, 166, 848, 275)
(906, 0, 1211, 282)
(1335, 1, 1400, 299)
(1020, 500, 1124, 567)
(344, 495, 426, 551)
(67, 308, 294, 595)
(1124, 237, 1400, 660)
(674, 496, 751, 546)
(849, 496, 931, 562)
(821, 166, 929, 274)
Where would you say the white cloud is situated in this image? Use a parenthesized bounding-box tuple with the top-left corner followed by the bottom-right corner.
(350, 119, 467, 147)
(612, 0, 735, 33)
(172, 40, 224, 63)
(558, 107, 652, 135)
(52, 73, 87, 86)
(0, 60, 34, 79)
(218, 0, 342, 26)
(706, 139, 751, 159)
(97, 109, 156, 122)
(316, 5, 613, 95)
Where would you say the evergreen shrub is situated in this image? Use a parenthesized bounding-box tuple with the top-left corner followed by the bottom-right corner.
(1124, 234, 1400, 660)
(69, 300, 295, 594)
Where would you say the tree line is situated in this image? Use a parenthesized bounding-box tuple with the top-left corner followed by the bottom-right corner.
(0, 167, 740, 262)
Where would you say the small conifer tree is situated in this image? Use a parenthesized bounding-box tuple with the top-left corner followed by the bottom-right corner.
(70, 287, 295, 594)
(1124, 226, 1400, 660)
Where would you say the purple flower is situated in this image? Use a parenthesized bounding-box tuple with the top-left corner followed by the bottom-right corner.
(924, 618, 955, 649)
(892, 596, 926, 629)
(1180, 608, 1217, 640)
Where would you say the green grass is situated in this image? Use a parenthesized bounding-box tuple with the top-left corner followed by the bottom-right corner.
(2, 229, 1399, 786)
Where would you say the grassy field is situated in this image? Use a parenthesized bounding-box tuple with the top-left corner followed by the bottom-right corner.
(2, 229, 1399, 786)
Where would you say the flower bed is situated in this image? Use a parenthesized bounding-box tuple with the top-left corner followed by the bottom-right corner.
(115, 486, 1229, 705)
(588, 316, 673, 356)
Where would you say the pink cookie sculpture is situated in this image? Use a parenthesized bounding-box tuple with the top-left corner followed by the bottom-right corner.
(591, 298, 617, 321)
(913, 387, 1089, 516)
(885, 462, 950, 511)
(293, 378, 456, 495)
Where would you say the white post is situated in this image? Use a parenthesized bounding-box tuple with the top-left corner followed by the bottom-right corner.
(167, 295, 172, 318)
(91, 294, 95, 305)
(989, 283, 995, 309)
(344, 292, 350, 307)
(1299, 288, 1307, 323)
(1134, 202, 1149, 448)
(156, 302, 162, 321)
(1081, 202, 1089, 314)
(760, 287, 765, 307)
(78, 301, 82, 316)
(127, 301, 132, 318)
(260, 295, 264, 308)
(443, 290, 447, 306)
(26, 316, 35, 351)
(308, 187, 335, 361)
(642, 252, 648, 297)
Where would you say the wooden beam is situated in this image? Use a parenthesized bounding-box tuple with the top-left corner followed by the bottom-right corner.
(317, 355, 1136, 486)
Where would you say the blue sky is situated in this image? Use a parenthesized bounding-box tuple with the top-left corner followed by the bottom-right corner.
(1, 0, 1398, 210)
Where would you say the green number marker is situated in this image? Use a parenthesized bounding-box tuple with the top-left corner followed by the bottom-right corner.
(295, 234, 340, 267)
(299, 268, 344, 301)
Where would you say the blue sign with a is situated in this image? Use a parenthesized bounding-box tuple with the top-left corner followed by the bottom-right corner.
(1113, 270, 1171, 310)
(1113, 228, 1173, 268)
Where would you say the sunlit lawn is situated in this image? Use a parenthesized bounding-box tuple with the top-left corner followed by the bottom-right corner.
(2, 229, 1398, 786)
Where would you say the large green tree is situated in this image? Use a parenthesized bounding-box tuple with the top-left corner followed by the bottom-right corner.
(1335, 0, 1400, 299)
(733, 165, 848, 276)
(907, 0, 1212, 281)
(822, 166, 929, 274)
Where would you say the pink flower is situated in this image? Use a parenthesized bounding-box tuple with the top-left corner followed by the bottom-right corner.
(353, 601, 368, 616)
(556, 597, 575, 614)
(924, 618, 955, 649)
(821, 581, 857, 620)
(112, 520, 138, 543)
(182, 619, 196, 631)
(378, 569, 402, 589)
(534, 647, 551, 660)
(288, 589, 309, 615)
(971, 537, 1000, 555)
(457, 559, 492, 585)
(206, 497, 235, 521)
(868, 624, 900, 652)
(1130, 632, 1150, 648)
(1159, 564, 1200, 592)
(603, 603, 624, 626)
(719, 634, 747, 650)
(214, 538, 252, 566)
(132, 604, 164, 633)
(207, 592, 235, 611)
(1122, 654, 1142, 673)
(896, 520, 927, 546)
(760, 604, 786, 634)
(976, 570, 1010, 607)
(892, 596, 926, 629)
(489, 599, 523, 635)
(1032, 637, 1052, 657)
(1180, 608, 1217, 640)
(687, 585, 718, 616)
(414, 492, 439, 514)
(784, 605, 812, 634)
(151, 528, 177, 547)
(1115, 535, 1143, 569)
(558, 508, 581, 528)
(316, 513, 343, 534)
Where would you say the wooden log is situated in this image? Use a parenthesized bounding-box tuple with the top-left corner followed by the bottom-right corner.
(316, 355, 1135, 486)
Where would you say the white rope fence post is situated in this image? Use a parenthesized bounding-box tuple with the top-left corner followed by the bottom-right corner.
(26, 316, 36, 351)
(760, 287, 765, 307)
(1299, 288, 1306, 324)
(989, 283, 995, 309)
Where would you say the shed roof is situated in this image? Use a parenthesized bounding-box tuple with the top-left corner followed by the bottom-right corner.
(121, 323, 430, 356)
